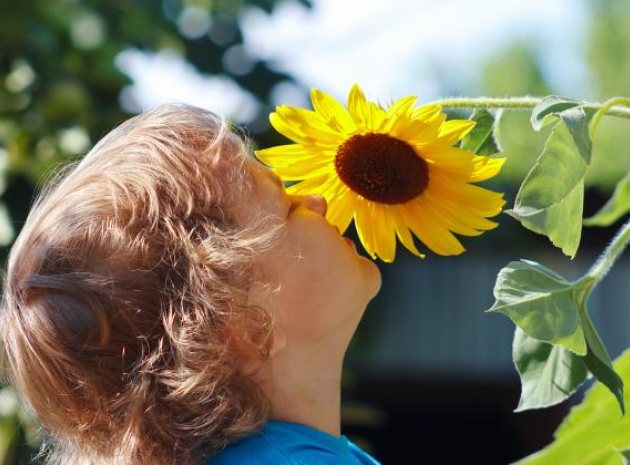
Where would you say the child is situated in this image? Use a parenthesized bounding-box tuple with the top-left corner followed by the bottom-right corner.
(1, 104, 381, 464)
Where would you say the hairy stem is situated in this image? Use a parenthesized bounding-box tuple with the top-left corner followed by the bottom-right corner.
(585, 217, 630, 286)
(427, 96, 630, 120)
(589, 97, 630, 137)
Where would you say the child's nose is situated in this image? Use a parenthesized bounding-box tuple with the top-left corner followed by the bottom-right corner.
(291, 195, 327, 217)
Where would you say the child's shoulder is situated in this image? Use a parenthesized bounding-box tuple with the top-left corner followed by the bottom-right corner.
(206, 428, 285, 464)
(205, 421, 380, 465)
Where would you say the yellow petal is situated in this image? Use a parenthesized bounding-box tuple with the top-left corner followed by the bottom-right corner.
(326, 185, 357, 235)
(412, 103, 442, 121)
(364, 101, 387, 131)
(404, 199, 466, 256)
(425, 190, 499, 231)
(429, 173, 505, 217)
(420, 146, 477, 180)
(436, 119, 476, 145)
(354, 199, 377, 259)
(269, 112, 305, 142)
(270, 111, 342, 147)
(347, 84, 369, 127)
(380, 95, 417, 133)
(371, 204, 397, 262)
(394, 112, 446, 143)
(391, 205, 425, 258)
(285, 175, 331, 196)
(386, 95, 418, 120)
(470, 156, 506, 182)
(256, 144, 325, 167)
(384, 110, 413, 137)
(275, 106, 345, 143)
(272, 157, 334, 181)
(421, 195, 485, 237)
(311, 88, 355, 133)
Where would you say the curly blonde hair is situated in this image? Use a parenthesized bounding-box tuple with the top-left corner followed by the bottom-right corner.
(0, 104, 283, 465)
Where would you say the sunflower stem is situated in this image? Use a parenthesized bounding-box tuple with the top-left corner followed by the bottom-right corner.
(429, 97, 630, 120)
(580, 216, 630, 289)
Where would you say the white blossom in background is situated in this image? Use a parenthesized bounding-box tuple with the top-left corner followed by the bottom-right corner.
(239, 0, 588, 101)
(116, 49, 260, 123)
(114, 0, 587, 123)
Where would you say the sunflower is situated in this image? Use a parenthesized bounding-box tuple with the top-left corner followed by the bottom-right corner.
(256, 84, 505, 262)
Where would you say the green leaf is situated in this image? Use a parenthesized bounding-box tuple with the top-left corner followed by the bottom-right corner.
(516, 348, 630, 465)
(530, 96, 582, 131)
(581, 308, 625, 413)
(509, 106, 594, 258)
(460, 109, 502, 155)
(513, 328, 588, 411)
(584, 171, 630, 227)
(488, 260, 587, 355)
(489, 259, 625, 414)
(617, 449, 630, 465)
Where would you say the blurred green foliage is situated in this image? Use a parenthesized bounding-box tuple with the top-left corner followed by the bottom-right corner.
(585, 0, 630, 190)
(481, 44, 551, 188)
(482, 0, 630, 191)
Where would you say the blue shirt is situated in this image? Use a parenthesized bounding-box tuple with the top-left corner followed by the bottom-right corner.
(205, 420, 381, 465)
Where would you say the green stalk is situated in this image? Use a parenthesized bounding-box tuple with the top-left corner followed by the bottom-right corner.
(427, 96, 630, 120)
(584, 216, 630, 287)
(589, 97, 630, 137)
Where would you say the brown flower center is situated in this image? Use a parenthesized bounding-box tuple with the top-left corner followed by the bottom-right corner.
(334, 133, 428, 204)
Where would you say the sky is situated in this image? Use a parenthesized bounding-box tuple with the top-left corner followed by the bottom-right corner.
(116, 0, 588, 123)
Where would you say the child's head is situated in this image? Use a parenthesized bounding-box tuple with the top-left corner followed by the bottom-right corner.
(1, 104, 285, 464)
(0, 103, 380, 465)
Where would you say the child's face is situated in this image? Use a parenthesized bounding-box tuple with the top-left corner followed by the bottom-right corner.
(246, 159, 381, 351)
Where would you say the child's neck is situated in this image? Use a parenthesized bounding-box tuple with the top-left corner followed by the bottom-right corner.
(265, 333, 350, 436)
